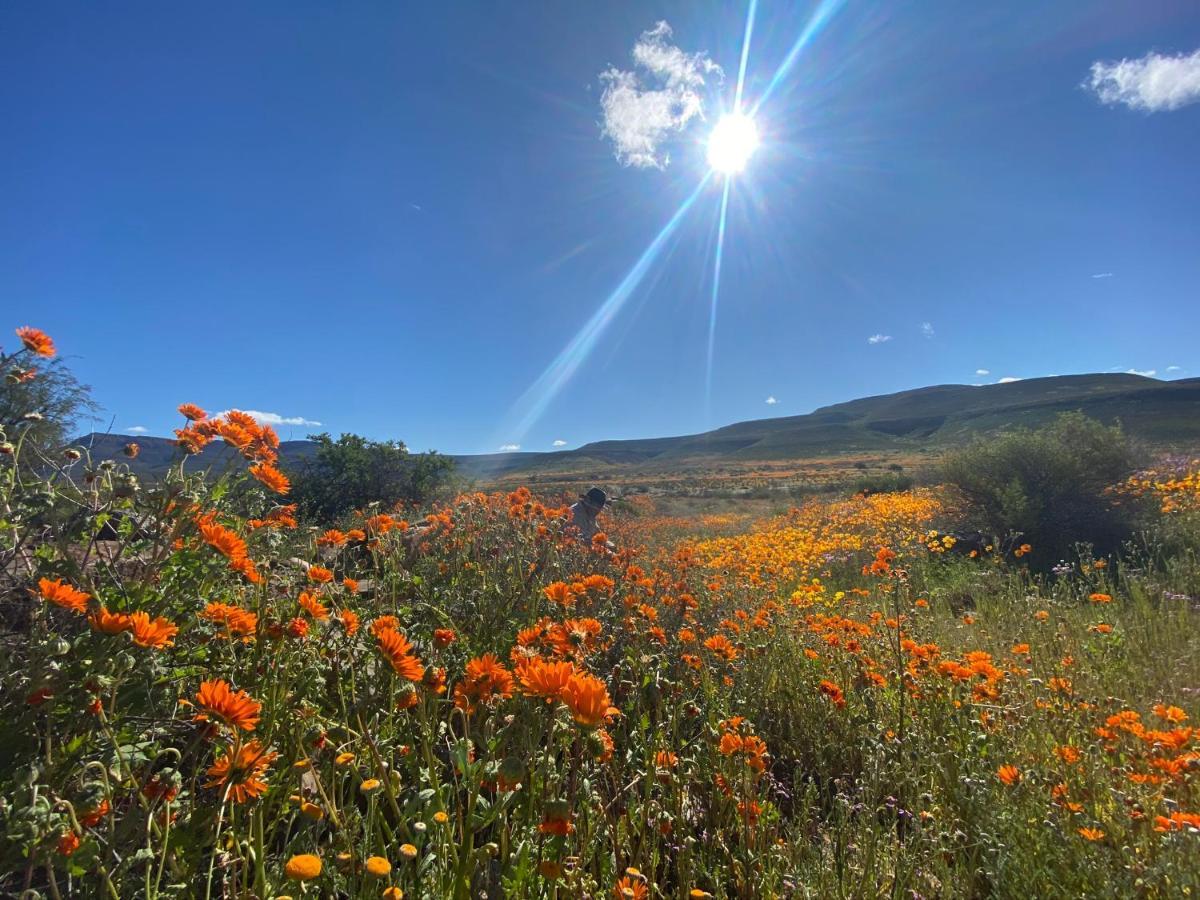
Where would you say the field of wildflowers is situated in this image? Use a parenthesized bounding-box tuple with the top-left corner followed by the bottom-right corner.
(2, 327, 1199, 898)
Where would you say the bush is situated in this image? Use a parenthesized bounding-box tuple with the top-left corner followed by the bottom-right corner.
(852, 472, 914, 495)
(941, 412, 1138, 566)
(287, 431, 455, 522)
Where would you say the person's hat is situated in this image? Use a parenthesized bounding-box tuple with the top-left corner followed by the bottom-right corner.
(580, 487, 608, 509)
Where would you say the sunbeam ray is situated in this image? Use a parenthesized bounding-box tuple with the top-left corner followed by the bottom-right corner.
(705, 177, 732, 423)
(504, 173, 713, 441)
(733, 0, 759, 112)
(750, 0, 847, 116)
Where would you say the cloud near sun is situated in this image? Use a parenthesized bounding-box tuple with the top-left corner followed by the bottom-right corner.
(599, 21, 723, 169)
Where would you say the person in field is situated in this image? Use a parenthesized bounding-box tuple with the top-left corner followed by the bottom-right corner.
(568, 487, 609, 545)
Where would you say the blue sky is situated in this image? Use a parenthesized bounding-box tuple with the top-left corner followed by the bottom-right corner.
(4, 1, 1199, 454)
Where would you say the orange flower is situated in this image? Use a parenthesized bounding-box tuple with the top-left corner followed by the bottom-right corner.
(307, 565, 334, 584)
(1088, 593, 1112, 604)
(177, 403, 208, 421)
(703, 634, 739, 661)
(545, 618, 603, 658)
(128, 612, 178, 649)
(79, 799, 111, 828)
(299, 591, 329, 620)
(371, 615, 401, 637)
(56, 831, 80, 856)
(542, 581, 575, 607)
(819, 679, 846, 708)
(1078, 827, 1105, 841)
(205, 740, 278, 803)
(377, 628, 425, 682)
(613, 876, 649, 900)
(339, 608, 360, 636)
(90, 606, 133, 635)
(1153, 704, 1188, 724)
(317, 529, 347, 547)
(561, 671, 618, 728)
(123, 442, 140, 458)
(516, 656, 575, 701)
(17, 326, 56, 357)
(997, 764, 1021, 786)
(37, 577, 90, 614)
(538, 799, 574, 835)
(284, 853, 322, 880)
(453, 653, 515, 712)
(287, 617, 309, 639)
(249, 462, 290, 495)
(433, 628, 457, 648)
(199, 601, 257, 640)
(341, 577, 359, 593)
(194, 679, 261, 732)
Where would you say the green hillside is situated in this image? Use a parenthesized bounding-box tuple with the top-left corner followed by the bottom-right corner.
(78, 374, 1200, 482)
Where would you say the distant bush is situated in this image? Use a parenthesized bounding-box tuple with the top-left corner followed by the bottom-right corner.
(288, 432, 455, 522)
(852, 472, 914, 495)
(941, 412, 1138, 565)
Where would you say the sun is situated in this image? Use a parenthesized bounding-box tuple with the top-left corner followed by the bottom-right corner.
(706, 112, 760, 174)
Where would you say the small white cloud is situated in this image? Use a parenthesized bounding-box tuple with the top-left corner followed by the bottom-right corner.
(1091, 272, 1114, 279)
(599, 21, 722, 169)
(920, 322, 935, 338)
(552, 439, 568, 447)
(498, 443, 521, 452)
(997, 376, 1022, 384)
(867, 334, 892, 345)
(1086, 48, 1200, 112)
(975, 368, 990, 376)
(125, 425, 149, 434)
(1166, 365, 1183, 373)
(1126, 368, 1157, 377)
(765, 396, 778, 405)
(219, 409, 322, 427)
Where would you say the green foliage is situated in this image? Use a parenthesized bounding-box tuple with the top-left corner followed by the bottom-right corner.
(0, 355, 98, 467)
(941, 412, 1138, 565)
(287, 431, 455, 522)
(852, 471, 914, 495)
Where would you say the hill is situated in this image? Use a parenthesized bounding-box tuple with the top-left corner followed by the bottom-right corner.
(78, 373, 1200, 483)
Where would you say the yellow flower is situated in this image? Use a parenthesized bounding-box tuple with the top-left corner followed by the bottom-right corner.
(284, 853, 322, 881)
(365, 856, 391, 877)
(432, 810, 449, 824)
(399, 843, 418, 860)
(334, 751, 356, 767)
(360, 778, 381, 793)
(382, 888, 404, 900)
(300, 801, 324, 820)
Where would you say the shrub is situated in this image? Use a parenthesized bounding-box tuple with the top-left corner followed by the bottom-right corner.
(941, 412, 1138, 566)
(287, 432, 455, 522)
(852, 472, 914, 495)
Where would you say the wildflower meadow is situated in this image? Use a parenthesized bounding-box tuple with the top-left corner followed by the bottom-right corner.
(2, 327, 1199, 898)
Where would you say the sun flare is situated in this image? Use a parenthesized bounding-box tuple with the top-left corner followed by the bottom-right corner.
(706, 112, 760, 174)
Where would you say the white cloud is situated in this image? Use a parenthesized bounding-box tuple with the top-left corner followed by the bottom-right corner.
(599, 21, 722, 169)
(975, 368, 990, 376)
(765, 396, 778, 405)
(219, 409, 322, 427)
(1126, 368, 1157, 377)
(1091, 272, 1114, 279)
(125, 425, 149, 434)
(552, 439, 568, 447)
(920, 322, 935, 338)
(1166, 365, 1183, 373)
(997, 376, 1021, 384)
(1086, 48, 1200, 112)
(498, 443, 521, 452)
(867, 334, 892, 345)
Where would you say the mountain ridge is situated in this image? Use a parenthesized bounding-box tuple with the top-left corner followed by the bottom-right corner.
(77, 373, 1200, 481)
